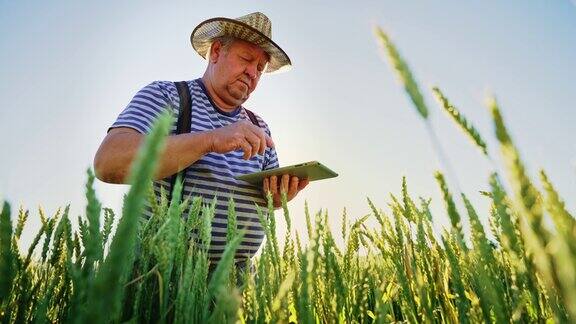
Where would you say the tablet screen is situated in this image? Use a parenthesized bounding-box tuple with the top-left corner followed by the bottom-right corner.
(235, 161, 338, 185)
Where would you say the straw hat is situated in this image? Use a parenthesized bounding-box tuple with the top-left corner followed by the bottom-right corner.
(190, 12, 291, 73)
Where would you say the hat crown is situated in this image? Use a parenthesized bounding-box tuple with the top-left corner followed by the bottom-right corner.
(235, 12, 272, 38)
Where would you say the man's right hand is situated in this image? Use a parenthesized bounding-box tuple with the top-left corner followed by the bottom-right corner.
(207, 120, 275, 160)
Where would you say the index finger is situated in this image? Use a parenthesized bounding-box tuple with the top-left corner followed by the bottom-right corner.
(264, 133, 275, 149)
(248, 124, 275, 149)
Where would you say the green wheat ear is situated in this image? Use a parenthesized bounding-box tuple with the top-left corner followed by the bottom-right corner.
(0, 201, 14, 301)
(374, 25, 429, 119)
(84, 111, 171, 323)
(539, 169, 575, 239)
(488, 96, 576, 320)
(488, 96, 547, 240)
(432, 87, 489, 156)
(434, 171, 467, 252)
(14, 206, 28, 240)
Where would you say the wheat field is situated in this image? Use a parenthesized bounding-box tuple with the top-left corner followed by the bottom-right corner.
(0, 27, 574, 323)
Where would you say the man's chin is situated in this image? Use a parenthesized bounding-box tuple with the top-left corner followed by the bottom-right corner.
(230, 92, 249, 104)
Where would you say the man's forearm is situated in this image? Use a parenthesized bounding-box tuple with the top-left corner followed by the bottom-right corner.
(155, 131, 212, 180)
(94, 130, 213, 184)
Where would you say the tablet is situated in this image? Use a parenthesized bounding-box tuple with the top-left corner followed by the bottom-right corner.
(236, 161, 338, 185)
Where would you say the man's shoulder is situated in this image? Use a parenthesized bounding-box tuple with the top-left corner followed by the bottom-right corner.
(147, 80, 189, 93)
(141, 79, 200, 92)
(139, 79, 202, 105)
(135, 80, 176, 100)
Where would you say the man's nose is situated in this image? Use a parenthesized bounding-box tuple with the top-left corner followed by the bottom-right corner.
(245, 63, 258, 80)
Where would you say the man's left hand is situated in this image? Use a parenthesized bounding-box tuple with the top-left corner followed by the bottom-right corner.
(263, 174, 309, 208)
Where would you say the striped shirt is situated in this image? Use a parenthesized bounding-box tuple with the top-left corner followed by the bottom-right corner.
(110, 78, 279, 261)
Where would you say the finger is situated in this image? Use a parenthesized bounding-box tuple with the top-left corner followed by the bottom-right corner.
(257, 130, 267, 155)
(289, 176, 299, 197)
(238, 139, 252, 160)
(247, 126, 269, 155)
(265, 133, 275, 149)
(248, 124, 274, 149)
(298, 178, 310, 191)
(263, 177, 269, 194)
(280, 174, 290, 194)
(244, 132, 261, 158)
(270, 175, 278, 196)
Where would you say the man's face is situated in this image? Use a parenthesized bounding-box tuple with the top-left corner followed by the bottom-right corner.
(210, 39, 269, 107)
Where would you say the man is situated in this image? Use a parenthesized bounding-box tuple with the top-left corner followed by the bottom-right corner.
(93, 12, 309, 264)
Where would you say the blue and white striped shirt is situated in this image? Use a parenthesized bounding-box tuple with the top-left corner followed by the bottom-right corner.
(110, 78, 279, 261)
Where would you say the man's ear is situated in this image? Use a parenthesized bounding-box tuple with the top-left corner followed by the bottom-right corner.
(209, 41, 223, 64)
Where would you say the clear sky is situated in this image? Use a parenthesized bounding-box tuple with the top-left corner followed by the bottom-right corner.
(1, 0, 575, 249)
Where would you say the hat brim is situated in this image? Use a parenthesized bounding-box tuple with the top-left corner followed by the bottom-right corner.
(191, 17, 291, 73)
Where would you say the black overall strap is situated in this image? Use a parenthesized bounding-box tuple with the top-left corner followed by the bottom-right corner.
(168, 81, 192, 203)
(244, 108, 260, 127)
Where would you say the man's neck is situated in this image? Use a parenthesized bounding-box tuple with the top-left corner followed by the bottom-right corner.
(201, 75, 238, 113)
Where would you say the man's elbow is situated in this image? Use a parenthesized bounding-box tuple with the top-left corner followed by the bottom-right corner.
(93, 153, 127, 184)
(93, 128, 141, 184)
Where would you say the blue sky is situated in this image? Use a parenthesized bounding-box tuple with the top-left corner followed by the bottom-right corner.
(1, 1, 575, 248)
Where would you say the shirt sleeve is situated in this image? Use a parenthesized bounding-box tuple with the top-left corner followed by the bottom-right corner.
(263, 146, 279, 170)
(108, 81, 174, 134)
